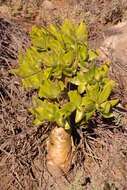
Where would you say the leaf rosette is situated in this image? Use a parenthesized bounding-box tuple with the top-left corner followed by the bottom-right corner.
(9, 20, 118, 129)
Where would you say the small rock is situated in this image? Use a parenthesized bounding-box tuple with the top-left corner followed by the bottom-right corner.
(42, 0, 54, 11)
(0, 5, 11, 17)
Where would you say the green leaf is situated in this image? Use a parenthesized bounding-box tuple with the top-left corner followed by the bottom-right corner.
(94, 61, 110, 81)
(88, 50, 99, 61)
(100, 101, 111, 114)
(61, 19, 75, 47)
(33, 118, 42, 126)
(94, 69, 102, 81)
(109, 99, 119, 107)
(63, 67, 73, 77)
(22, 71, 43, 89)
(41, 53, 56, 67)
(85, 111, 94, 121)
(101, 112, 113, 118)
(61, 19, 74, 36)
(70, 72, 83, 86)
(65, 121, 71, 129)
(30, 26, 47, 50)
(9, 48, 44, 90)
(48, 24, 63, 43)
(60, 91, 82, 120)
(79, 45, 88, 61)
(39, 80, 61, 99)
(48, 38, 63, 54)
(30, 99, 62, 126)
(86, 83, 99, 102)
(82, 96, 96, 112)
(78, 83, 86, 94)
(58, 81, 65, 91)
(98, 82, 112, 104)
(99, 99, 118, 115)
(11, 63, 32, 77)
(60, 102, 76, 119)
(71, 71, 93, 94)
(75, 22, 88, 42)
(33, 96, 44, 106)
(75, 108, 85, 123)
(99, 60, 110, 76)
(80, 111, 94, 125)
(68, 90, 82, 107)
(51, 65, 63, 79)
(63, 50, 74, 66)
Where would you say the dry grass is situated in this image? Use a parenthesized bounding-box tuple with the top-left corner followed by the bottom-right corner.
(0, 1, 127, 189)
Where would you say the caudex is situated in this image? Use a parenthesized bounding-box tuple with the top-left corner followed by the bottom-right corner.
(10, 20, 118, 173)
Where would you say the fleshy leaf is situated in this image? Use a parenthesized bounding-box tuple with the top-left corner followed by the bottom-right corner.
(65, 121, 71, 129)
(101, 112, 113, 118)
(30, 25, 47, 50)
(100, 101, 111, 114)
(68, 90, 82, 107)
(109, 99, 119, 107)
(79, 45, 88, 61)
(75, 22, 88, 42)
(75, 108, 85, 123)
(30, 99, 63, 126)
(39, 80, 61, 99)
(88, 50, 99, 61)
(48, 24, 63, 43)
(85, 111, 95, 121)
(63, 50, 74, 66)
(98, 82, 112, 104)
(82, 96, 96, 112)
(60, 102, 76, 119)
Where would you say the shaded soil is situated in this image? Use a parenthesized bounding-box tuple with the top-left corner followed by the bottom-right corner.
(0, 1, 127, 190)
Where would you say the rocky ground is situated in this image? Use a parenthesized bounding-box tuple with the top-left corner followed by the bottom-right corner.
(0, 1, 127, 190)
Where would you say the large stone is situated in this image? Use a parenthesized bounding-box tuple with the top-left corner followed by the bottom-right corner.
(100, 22, 127, 62)
(99, 22, 127, 107)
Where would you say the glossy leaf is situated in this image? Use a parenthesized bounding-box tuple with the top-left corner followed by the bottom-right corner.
(68, 90, 82, 107)
(22, 71, 43, 89)
(38, 80, 62, 99)
(71, 68, 95, 94)
(109, 99, 119, 107)
(65, 121, 71, 129)
(88, 50, 99, 61)
(48, 24, 63, 43)
(101, 112, 113, 118)
(63, 50, 74, 66)
(86, 83, 99, 102)
(60, 102, 76, 119)
(30, 99, 65, 127)
(82, 97, 96, 112)
(79, 45, 88, 61)
(75, 108, 85, 123)
(30, 26, 47, 50)
(75, 22, 88, 42)
(100, 101, 111, 114)
(98, 82, 112, 104)
(85, 111, 95, 121)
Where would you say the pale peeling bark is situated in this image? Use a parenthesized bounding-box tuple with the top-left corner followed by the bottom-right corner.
(47, 127, 73, 173)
